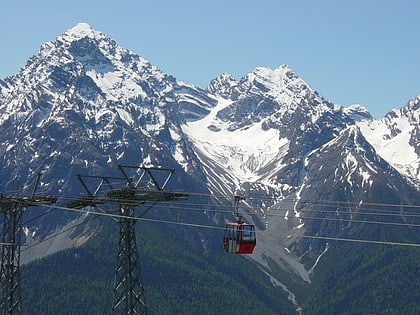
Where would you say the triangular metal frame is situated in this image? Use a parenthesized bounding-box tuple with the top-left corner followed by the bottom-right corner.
(0, 174, 56, 315)
(67, 165, 188, 315)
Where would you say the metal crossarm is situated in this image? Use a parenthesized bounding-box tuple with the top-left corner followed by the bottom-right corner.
(66, 165, 189, 315)
(0, 203, 23, 315)
(118, 165, 175, 190)
(0, 191, 56, 315)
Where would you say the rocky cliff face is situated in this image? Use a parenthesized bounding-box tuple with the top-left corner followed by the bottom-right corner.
(1, 23, 419, 307)
(356, 95, 420, 185)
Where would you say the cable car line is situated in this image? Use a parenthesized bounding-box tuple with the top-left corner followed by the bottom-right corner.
(17, 201, 420, 254)
(209, 208, 420, 228)
(282, 214, 420, 227)
(6, 185, 420, 213)
(298, 235, 420, 248)
(21, 213, 99, 253)
(22, 207, 57, 226)
(22, 199, 420, 231)
(16, 188, 420, 254)
(39, 193, 420, 226)
(130, 204, 420, 228)
(52, 193, 420, 219)
(94, 201, 420, 227)
(183, 191, 420, 211)
(54, 190, 420, 211)
(132, 202, 420, 220)
(20, 203, 420, 250)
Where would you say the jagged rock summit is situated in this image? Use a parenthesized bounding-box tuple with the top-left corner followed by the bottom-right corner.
(356, 95, 420, 184)
(0, 23, 419, 313)
(344, 103, 373, 122)
(62, 22, 101, 40)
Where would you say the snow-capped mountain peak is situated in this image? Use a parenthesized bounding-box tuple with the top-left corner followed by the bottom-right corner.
(2, 23, 177, 115)
(1, 25, 419, 310)
(206, 73, 237, 97)
(0, 23, 214, 172)
(39, 22, 115, 63)
(61, 22, 103, 42)
(356, 95, 420, 184)
(239, 64, 309, 97)
(344, 104, 373, 122)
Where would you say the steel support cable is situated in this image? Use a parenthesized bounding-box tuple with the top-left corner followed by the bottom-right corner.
(54, 191, 420, 212)
(3, 175, 420, 212)
(276, 214, 420, 227)
(19, 188, 420, 235)
(126, 205, 420, 229)
(182, 191, 420, 211)
(296, 235, 420, 247)
(135, 202, 420, 220)
(21, 200, 420, 243)
(151, 205, 420, 227)
(20, 214, 99, 253)
(53, 198, 420, 222)
(48, 195, 420, 219)
(23, 203, 420, 248)
(22, 208, 57, 226)
(97, 199, 420, 223)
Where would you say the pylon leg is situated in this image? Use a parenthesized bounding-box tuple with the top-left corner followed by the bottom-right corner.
(112, 206, 147, 315)
(0, 205, 23, 315)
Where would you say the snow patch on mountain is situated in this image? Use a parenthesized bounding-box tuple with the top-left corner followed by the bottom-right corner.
(356, 96, 419, 184)
(182, 96, 288, 184)
(344, 104, 373, 122)
(169, 126, 190, 171)
(206, 73, 238, 97)
(321, 125, 377, 188)
(62, 22, 100, 41)
(1, 24, 419, 309)
(359, 118, 416, 165)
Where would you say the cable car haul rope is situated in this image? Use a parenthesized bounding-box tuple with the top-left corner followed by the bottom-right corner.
(2, 166, 419, 315)
(17, 190, 420, 251)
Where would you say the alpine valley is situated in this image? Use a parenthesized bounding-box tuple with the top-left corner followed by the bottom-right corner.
(1, 23, 419, 314)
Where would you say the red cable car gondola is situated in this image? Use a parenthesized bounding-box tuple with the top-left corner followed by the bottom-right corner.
(223, 196, 256, 254)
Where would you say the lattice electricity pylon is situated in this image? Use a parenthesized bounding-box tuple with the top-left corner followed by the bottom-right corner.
(0, 201, 23, 315)
(67, 165, 188, 315)
(0, 174, 56, 315)
(112, 204, 146, 314)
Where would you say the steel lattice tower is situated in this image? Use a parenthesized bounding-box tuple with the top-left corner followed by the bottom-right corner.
(0, 203, 23, 315)
(112, 205, 146, 315)
(68, 165, 188, 315)
(0, 173, 56, 315)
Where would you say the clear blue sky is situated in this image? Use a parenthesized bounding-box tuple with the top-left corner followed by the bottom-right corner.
(1, 0, 419, 118)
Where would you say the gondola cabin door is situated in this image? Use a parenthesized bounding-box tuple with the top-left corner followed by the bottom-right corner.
(223, 222, 256, 254)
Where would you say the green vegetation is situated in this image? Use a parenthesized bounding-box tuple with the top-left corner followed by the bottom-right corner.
(303, 243, 420, 315)
(21, 219, 295, 315)
(19, 207, 420, 314)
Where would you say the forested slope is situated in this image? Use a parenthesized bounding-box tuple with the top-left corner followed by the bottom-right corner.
(21, 218, 296, 315)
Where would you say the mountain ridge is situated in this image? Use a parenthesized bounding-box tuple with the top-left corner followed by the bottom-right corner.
(356, 95, 419, 185)
(1, 23, 419, 314)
